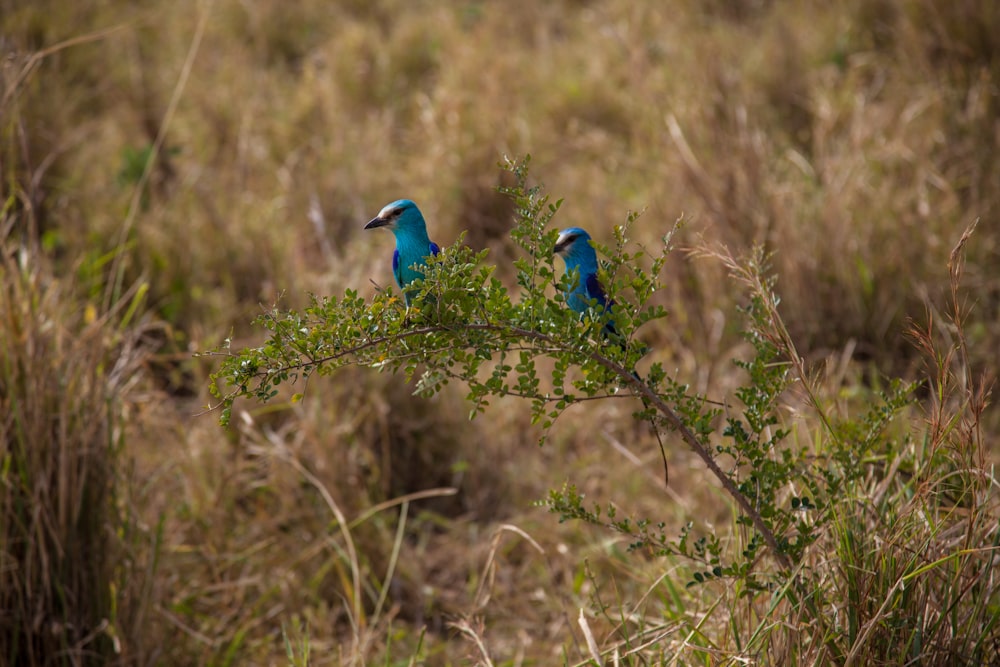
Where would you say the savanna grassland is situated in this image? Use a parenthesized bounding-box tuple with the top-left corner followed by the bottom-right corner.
(2, 0, 999, 665)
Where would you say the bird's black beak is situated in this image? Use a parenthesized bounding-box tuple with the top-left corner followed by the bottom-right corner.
(553, 237, 570, 254)
(364, 216, 389, 230)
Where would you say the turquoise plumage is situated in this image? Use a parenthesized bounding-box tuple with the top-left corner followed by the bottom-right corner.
(553, 227, 617, 336)
(364, 199, 440, 305)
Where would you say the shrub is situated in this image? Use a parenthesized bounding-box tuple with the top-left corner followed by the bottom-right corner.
(212, 158, 1000, 662)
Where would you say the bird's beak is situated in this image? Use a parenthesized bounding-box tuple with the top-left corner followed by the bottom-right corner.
(364, 216, 390, 230)
(553, 235, 571, 254)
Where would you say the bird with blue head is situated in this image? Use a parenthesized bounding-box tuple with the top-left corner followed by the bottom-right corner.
(364, 199, 440, 305)
(553, 226, 619, 338)
(555, 225, 663, 477)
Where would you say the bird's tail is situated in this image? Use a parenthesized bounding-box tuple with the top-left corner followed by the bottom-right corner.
(621, 361, 669, 486)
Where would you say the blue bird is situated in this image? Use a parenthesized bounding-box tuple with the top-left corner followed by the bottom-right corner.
(364, 199, 440, 305)
(555, 225, 648, 381)
(553, 227, 619, 337)
(556, 226, 665, 482)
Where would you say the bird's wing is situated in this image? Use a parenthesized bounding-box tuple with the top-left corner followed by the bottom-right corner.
(392, 249, 403, 289)
(585, 273, 610, 308)
(586, 273, 621, 336)
(429, 241, 440, 257)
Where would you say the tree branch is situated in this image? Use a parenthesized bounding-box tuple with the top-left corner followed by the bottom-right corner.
(233, 318, 792, 570)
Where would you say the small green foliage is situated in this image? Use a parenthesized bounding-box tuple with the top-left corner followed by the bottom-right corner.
(207, 157, 997, 663)
(281, 617, 311, 667)
(210, 156, 671, 437)
(209, 157, 814, 598)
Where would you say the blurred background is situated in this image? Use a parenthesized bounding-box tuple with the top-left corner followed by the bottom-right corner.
(1, 0, 997, 664)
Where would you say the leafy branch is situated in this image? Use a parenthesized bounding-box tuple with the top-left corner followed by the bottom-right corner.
(206, 156, 915, 591)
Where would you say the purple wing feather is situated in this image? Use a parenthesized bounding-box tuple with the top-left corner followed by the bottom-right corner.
(392, 249, 402, 288)
(586, 273, 619, 335)
(585, 273, 609, 307)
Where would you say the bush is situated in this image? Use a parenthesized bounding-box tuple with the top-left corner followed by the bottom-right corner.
(212, 158, 999, 663)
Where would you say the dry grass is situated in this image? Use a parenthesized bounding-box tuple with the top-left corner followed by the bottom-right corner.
(0, 232, 153, 662)
(2, 0, 998, 664)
